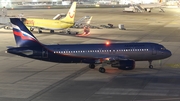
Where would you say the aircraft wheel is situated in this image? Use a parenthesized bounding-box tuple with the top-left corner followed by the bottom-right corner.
(38, 30, 42, 33)
(89, 64, 95, 69)
(7, 27, 11, 29)
(149, 65, 153, 69)
(38, 29, 42, 33)
(50, 30, 54, 33)
(4, 26, 7, 29)
(66, 29, 71, 34)
(30, 27, 34, 31)
(68, 31, 71, 34)
(99, 67, 105, 73)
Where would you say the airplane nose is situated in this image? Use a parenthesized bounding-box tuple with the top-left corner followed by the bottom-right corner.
(167, 50, 172, 57)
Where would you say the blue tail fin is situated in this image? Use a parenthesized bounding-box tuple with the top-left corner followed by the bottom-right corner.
(10, 18, 41, 47)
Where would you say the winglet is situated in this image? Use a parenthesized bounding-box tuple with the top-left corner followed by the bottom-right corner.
(87, 16, 93, 25)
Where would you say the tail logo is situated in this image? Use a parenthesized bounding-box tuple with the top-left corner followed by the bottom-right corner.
(12, 23, 37, 42)
(68, 10, 75, 18)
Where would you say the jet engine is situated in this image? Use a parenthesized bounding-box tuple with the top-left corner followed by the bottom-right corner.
(144, 8, 151, 12)
(111, 59, 135, 70)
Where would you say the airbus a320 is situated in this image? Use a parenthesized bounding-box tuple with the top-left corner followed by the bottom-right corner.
(7, 18, 171, 73)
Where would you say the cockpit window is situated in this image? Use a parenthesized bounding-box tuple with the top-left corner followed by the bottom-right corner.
(160, 46, 166, 50)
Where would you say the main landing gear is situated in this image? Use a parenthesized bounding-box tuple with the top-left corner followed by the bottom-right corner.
(50, 30, 54, 33)
(88, 63, 106, 73)
(38, 29, 42, 33)
(89, 64, 95, 69)
(30, 27, 34, 31)
(99, 67, 105, 73)
(148, 60, 153, 69)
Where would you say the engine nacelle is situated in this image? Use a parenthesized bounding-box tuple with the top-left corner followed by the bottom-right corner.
(145, 8, 151, 12)
(111, 59, 135, 70)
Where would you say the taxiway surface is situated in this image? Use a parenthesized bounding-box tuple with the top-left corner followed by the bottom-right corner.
(0, 8, 180, 101)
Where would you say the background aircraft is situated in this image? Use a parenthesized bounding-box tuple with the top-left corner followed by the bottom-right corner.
(7, 18, 171, 73)
(139, 0, 164, 12)
(124, 0, 164, 13)
(23, 2, 77, 33)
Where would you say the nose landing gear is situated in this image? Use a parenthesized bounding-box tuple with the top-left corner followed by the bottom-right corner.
(148, 60, 153, 69)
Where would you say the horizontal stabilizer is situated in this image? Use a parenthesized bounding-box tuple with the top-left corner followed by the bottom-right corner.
(6, 46, 15, 49)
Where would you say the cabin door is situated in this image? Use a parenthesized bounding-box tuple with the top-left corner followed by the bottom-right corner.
(152, 46, 157, 55)
(42, 48, 48, 58)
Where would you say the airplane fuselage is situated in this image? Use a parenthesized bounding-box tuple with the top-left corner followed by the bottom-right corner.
(7, 42, 171, 64)
(24, 18, 74, 30)
(140, 4, 161, 9)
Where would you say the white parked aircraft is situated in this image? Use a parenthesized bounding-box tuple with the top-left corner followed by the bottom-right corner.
(139, 0, 164, 12)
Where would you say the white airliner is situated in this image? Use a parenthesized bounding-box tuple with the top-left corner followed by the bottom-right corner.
(139, 0, 164, 12)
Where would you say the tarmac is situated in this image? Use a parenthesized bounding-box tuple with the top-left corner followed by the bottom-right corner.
(0, 7, 180, 101)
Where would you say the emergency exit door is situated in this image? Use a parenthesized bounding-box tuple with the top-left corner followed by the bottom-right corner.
(42, 48, 48, 58)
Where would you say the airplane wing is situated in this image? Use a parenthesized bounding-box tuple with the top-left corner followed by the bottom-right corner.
(28, 26, 65, 30)
(53, 13, 66, 20)
(0, 25, 7, 29)
(95, 54, 129, 62)
(0, 22, 12, 29)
